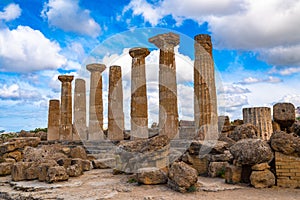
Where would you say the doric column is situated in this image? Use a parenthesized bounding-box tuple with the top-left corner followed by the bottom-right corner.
(129, 47, 150, 140)
(47, 99, 60, 141)
(108, 65, 124, 141)
(149, 32, 179, 139)
(58, 75, 74, 141)
(86, 63, 106, 140)
(243, 107, 273, 140)
(74, 78, 87, 140)
(194, 34, 218, 140)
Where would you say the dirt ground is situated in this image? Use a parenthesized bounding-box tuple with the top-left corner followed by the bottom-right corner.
(1, 169, 299, 200)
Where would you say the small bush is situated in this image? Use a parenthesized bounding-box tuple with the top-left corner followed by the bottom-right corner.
(187, 185, 197, 192)
(216, 166, 226, 178)
(127, 178, 137, 183)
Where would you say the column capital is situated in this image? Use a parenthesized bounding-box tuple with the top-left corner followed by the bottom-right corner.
(194, 34, 212, 55)
(86, 63, 106, 73)
(148, 32, 179, 50)
(58, 75, 74, 83)
(129, 47, 150, 58)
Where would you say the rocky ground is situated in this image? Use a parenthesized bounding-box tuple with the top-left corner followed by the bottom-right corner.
(0, 168, 299, 200)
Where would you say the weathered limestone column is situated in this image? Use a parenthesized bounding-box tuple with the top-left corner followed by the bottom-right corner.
(108, 65, 124, 141)
(87, 63, 106, 140)
(243, 107, 273, 140)
(74, 78, 87, 140)
(273, 103, 295, 131)
(47, 99, 60, 141)
(129, 47, 150, 140)
(194, 34, 218, 140)
(149, 32, 179, 139)
(58, 75, 74, 141)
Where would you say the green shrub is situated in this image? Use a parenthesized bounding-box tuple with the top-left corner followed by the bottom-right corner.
(187, 185, 197, 192)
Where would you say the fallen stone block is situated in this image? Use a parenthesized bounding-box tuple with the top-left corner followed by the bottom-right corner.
(46, 166, 69, 183)
(136, 167, 167, 185)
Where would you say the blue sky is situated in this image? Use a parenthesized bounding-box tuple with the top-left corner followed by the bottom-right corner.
(1, 0, 300, 132)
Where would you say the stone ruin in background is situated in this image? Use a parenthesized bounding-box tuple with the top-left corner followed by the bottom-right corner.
(2, 32, 300, 191)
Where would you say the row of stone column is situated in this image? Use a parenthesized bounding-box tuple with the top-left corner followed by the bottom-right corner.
(48, 32, 219, 141)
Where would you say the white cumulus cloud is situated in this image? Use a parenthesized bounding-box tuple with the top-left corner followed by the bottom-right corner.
(0, 3, 21, 21)
(0, 26, 66, 73)
(42, 0, 101, 37)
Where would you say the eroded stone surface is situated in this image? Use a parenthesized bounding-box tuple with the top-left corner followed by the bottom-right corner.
(136, 167, 167, 185)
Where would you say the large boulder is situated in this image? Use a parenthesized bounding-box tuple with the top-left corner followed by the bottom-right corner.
(0, 137, 40, 155)
(70, 146, 87, 160)
(136, 167, 167, 185)
(37, 160, 58, 181)
(228, 124, 258, 142)
(208, 162, 228, 178)
(250, 170, 275, 188)
(225, 165, 242, 184)
(270, 131, 300, 156)
(11, 162, 32, 181)
(188, 140, 229, 155)
(92, 158, 116, 169)
(290, 121, 300, 136)
(66, 164, 82, 177)
(229, 139, 274, 165)
(46, 166, 69, 183)
(168, 162, 198, 193)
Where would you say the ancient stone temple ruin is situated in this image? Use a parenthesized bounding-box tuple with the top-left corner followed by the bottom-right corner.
(41, 32, 300, 191)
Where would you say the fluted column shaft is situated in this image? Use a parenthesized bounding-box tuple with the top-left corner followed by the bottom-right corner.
(149, 32, 179, 139)
(243, 107, 273, 140)
(108, 65, 124, 141)
(194, 34, 218, 140)
(129, 47, 150, 140)
(47, 99, 60, 140)
(74, 78, 87, 140)
(58, 75, 74, 141)
(87, 63, 106, 141)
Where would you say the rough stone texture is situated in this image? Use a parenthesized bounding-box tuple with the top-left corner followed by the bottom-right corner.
(22, 145, 68, 163)
(250, 170, 275, 188)
(194, 34, 218, 140)
(0, 162, 13, 176)
(273, 103, 295, 130)
(58, 75, 74, 141)
(272, 121, 281, 132)
(0, 137, 40, 155)
(136, 167, 167, 185)
(129, 47, 150, 140)
(86, 63, 106, 140)
(208, 162, 228, 178)
(74, 78, 87, 141)
(225, 165, 242, 184)
(92, 158, 116, 169)
(188, 140, 229, 155)
(11, 162, 32, 181)
(229, 139, 274, 165)
(182, 153, 209, 175)
(47, 99, 60, 141)
(71, 159, 91, 171)
(46, 166, 69, 183)
(25, 164, 39, 180)
(70, 146, 87, 160)
(38, 160, 58, 181)
(57, 158, 72, 169)
(228, 123, 258, 142)
(168, 162, 198, 193)
(108, 65, 125, 141)
(275, 151, 300, 188)
(67, 164, 82, 177)
(290, 120, 300, 137)
(3, 150, 22, 161)
(243, 107, 273, 140)
(149, 33, 180, 139)
(251, 163, 270, 171)
(270, 131, 300, 156)
(210, 150, 233, 162)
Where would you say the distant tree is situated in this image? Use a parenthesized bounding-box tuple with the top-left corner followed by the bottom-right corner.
(30, 128, 48, 133)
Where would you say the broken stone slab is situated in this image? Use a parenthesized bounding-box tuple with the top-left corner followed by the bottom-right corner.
(70, 146, 87, 160)
(250, 169, 275, 188)
(11, 162, 32, 181)
(0, 137, 40, 155)
(0, 162, 13, 176)
(37, 160, 58, 182)
(225, 165, 242, 184)
(228, 124, 258, 142)
(168, 161, 198, 193)
(71, 158, 91, 171)
(92, 158, 116, 169)
(229, 139, 274, 165)
(210, 150, 233, 162)
(136, 167, 167, 185)
(3, 150, 22, 162)
(67, 164, 82, 177)
(208, 162, 229, 178)
(273, 103, 295, 129)
(46, 166, 69, 183)
(270, 131, 300, 156)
